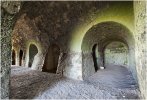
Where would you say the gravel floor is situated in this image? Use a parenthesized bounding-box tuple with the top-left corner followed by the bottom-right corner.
(10, 65, 140, 99)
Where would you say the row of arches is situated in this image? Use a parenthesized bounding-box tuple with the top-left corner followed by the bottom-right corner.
(92, 41, 128, 72)
(11, 21, 137, 82)
(81, 21, 136, 80)
(11, 44, 60, 74)
(11, 49, 23, 66)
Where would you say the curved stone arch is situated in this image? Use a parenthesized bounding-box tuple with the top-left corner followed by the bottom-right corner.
(69, 2, 134, 52)
(101, 39, 129, 52)
(28, 44, 38, 67)
(64, 2, 134, 80)
(103, 41, 129, 67)
(82, 21, 135, 51)
(81, 21, 137, 81)
(25, 40, 46, 70)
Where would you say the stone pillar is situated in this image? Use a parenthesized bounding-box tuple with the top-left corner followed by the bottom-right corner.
(31, 52, 46, 71)
(63, 51, 83, 80)
(1, 2, 21, 99)
(15, 49, 20, 66)
(1, 9, 14, 99)
(56, 52, 67, 75)
(22, 49, 26, 66)
(134, 1, 147, 99)
(82, 52, 95, 79)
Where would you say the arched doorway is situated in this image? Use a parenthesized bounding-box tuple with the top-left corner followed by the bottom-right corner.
(42, 44, 60, 73)
(81, 21, 136, 80)
(19, 50, 23, 66)
(29, 44, 38, 67)
(104, 41, 129, 67)
(12, 49, 16, 65)
(92, 44, 98, 72)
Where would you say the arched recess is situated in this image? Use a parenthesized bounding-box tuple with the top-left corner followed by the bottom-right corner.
(19, 50, 23, 66)
(81, 21, 137, 81)
(29, 44, 38, 67)
(42, 44, 60, 73)
(104, 41, 129, 67)
(11, 49, 16, 65)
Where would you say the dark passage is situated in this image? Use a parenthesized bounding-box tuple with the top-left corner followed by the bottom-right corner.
(12, 49, 16, 65)
(92, 44, 98, 72)
(19, 50, 23, 66)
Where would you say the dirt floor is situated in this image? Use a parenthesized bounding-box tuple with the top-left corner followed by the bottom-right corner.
(10, 65, 140, 99)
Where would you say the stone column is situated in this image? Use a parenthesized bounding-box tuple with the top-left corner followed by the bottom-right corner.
(134, 1, 147, 99)
(63, 51, 83, 80)
(15, 49, 20, 66)
(31, 52, 46, 71)
(1, 2, 21, 99)
(22, 49, 26, 66)
(1, 10, 14, 99)
(82, 52, 95, 79)
(56, 52, 67, 75)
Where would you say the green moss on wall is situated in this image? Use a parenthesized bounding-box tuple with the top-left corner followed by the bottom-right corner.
(69, 2, 134, 52)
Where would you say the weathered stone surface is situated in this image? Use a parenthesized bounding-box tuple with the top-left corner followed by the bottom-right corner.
(10, 66, 140, 99)
(63, 51, 82, 80)
(1, 1, 147, 99)
(81, 21, 137, 82)
(82, 52, 95, 79)
(134, 1, 147, 99)
(56, 52, 67, 75)
(1, 1, 21, 14)
(1, 1, 21, 99)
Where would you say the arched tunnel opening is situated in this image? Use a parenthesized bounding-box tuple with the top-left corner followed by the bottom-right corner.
(82, 21, 138, 91)
(7, 1, 145, 99)
(82, 21, 137, 84)
(29, 44, 38, 67)
(104, 41, 129, 67)
(19, 50, 23, 66)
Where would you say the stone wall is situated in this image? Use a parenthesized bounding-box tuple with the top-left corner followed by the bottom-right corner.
(81, 21, 137, 81)
(1, 8, 14, 99)
(134, 1, 147, 99)
(105, 42, 129, 67)
(82, 52, 95, 79)
(63, 51, 83, 80)
(11, 1, 110, 79)
(1, 1, 21, 99)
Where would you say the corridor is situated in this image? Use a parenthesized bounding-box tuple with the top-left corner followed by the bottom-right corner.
(10, 65, 139, 99)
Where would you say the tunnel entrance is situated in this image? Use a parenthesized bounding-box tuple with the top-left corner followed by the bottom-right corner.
(12, 49, 16, 65)
(104, 41, 129, 67)
(29, 44, 38, 67)
(42, 44, 60, 73)
(81, 21, 136, 80)
(19, 50, 23, 66)
(92, 44, 98, 72)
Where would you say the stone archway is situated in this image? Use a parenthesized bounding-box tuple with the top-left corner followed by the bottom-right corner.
(12, 49, 16, 65)
(104, 41, 129, 67)
(81, 21, 136, 80)
(29, 44, 38, 67)
(42, 44, 60, 73)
